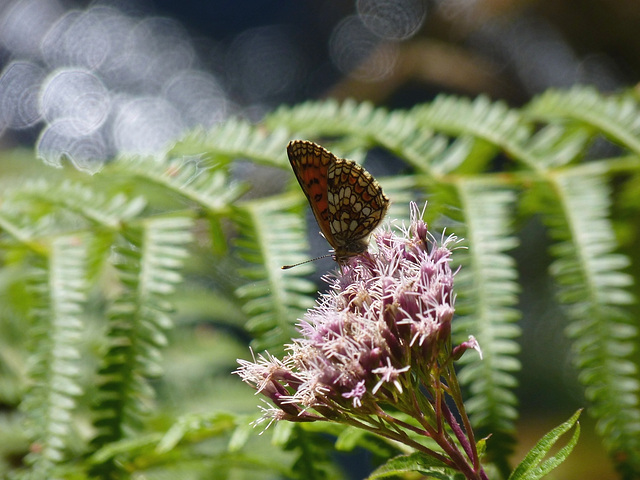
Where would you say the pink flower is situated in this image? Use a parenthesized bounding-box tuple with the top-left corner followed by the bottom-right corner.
(236, 202, 474, 426)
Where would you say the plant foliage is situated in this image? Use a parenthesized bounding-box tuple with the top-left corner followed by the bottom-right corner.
(0, 86, 638, 479)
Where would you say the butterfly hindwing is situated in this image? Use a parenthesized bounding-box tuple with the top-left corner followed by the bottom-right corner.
(327, 158, 388, 246)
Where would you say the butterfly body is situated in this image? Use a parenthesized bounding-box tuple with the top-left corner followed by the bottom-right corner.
(287, 140, 389, 264)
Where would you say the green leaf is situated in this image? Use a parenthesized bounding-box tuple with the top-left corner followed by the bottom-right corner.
(265, 99, 447, 175)
(155, 412, 239, 453)
(367, 452, 452, 479)
(3, 88, 640, 479)
(508, 410, 582, 480)
(109, 154, 244, 213)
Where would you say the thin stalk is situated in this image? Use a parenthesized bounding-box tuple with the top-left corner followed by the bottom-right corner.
(440, 398, 474, 462)
(341, 414, 455, 468)
(404, 393, 480, 480)
(444, 364, 481, 470)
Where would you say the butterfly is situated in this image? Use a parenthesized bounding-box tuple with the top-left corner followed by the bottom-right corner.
(286, 140, 389, 266)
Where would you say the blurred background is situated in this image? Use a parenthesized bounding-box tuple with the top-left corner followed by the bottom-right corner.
(1, 0, 638, 478)
(1, 0, 638, 171)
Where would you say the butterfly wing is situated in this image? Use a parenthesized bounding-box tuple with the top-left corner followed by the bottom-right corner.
(287, 140, 390, 264)
(286, 140, 337, 247)
(327, 158, 389, 259)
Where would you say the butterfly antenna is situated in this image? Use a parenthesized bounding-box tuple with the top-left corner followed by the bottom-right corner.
(281, 253, 333, 270)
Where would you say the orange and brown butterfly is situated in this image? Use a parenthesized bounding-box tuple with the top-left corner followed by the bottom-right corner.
(285, 140, 390, 266)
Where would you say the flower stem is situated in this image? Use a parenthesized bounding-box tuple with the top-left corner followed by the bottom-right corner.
(341, 414, 456, 469)
(444, 363, 482, 471)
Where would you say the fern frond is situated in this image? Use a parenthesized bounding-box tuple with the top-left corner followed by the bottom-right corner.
(0, 185, 62, 249)
(3, 88, 639, 479)
(90, 216, 193, 476)
(528, 86, 640, 155)
(233, 194, 316, 352)
(0, 207, 41, 247)
(89, 414, 294, 479)
(155, 411, 239, 454)
(537, 172, 640, 472)
(108, 155, 244, 213)
(266, 99, 448, 174)
(414, 95, 528, 148)
(522, 124, 590, 169)
(0, 179, 146, 255)
(20, 234, 88, 478)
(378, 175, 419, 223)
(450, 181, 521, 471)
(170, 118, 290, 167)
(267, 98, 396, 137)
(18, 178, 146, 229)
(412, 95, 539, 170)
(411, 95, 592, 173)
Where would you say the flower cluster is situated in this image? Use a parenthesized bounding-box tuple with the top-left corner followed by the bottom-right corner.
(236, 203, 480, 430)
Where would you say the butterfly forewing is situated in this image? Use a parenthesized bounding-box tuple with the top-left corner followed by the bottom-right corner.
(287, 140, 390, 264)
(287, 140, 335, 244)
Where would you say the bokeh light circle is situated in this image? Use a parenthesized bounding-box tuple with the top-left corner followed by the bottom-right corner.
(0, 61, 45, 129)
(226, 25, 304, 102)
(329, 16, 398, 81)
(163, 70, 228, 128)
(357, 0, 427, 40)
(37, 119, 109, 174)
(40, 69, 111, 135)
(122, 17, 196, 92)
(0, 0, 64, 57)
(112, 96, 185, 156)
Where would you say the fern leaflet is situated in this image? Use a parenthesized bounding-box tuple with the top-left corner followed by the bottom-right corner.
(266, 99, 447, 174)
(170, 118, 291, 168)
(538, 171, 640, 474)
(109, 155, 244, 213)
(233, 194, 316, 352)
(451, 181, 521, 473)
(20, 235, 88, 478)
(90, 216, 193, 477)
(528, 86, 640, 156)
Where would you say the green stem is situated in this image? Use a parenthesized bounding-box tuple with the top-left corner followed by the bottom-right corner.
(405, 382, 481, 480)
(444, 363, 481, 470)
(341, 414, 455, 469)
